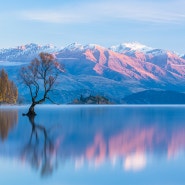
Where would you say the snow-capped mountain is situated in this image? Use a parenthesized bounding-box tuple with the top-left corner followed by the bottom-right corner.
(110, 42, 153, 54)
(57, 42, 185, 81)
(61, 42, 106, 54)
(1, 42, 185, 103)
(110, 42, 185, 78)
(109, 42, 174, 56)
(0, 43, 60, 62)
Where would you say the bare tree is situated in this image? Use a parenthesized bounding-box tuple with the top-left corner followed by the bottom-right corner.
(20, 52, 63, 116)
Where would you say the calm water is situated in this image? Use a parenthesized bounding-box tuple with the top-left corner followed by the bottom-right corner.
(0, 105, 185, 185)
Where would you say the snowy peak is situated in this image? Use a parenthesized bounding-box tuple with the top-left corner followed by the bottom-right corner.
(17, 43, 40, 50)
(124, 42, 150, 49)
(110, 42, 153, 54)
(110, 42, 184, 58)
(63, 42, 106, 52)
(64, 42, 84, 51)
(15, 43, 59, 53)
(0, 43, 60, 61)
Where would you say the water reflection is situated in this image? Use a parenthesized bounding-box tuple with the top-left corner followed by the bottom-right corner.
(86, 125, 185, 170)
(0, 109, 18, 140)
(1, 106, 185, 183)
(46, 106, 185, 171)
(21, 115, 58, 177)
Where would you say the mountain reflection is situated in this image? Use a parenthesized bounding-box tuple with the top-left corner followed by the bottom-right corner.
(1, 106, 185, 176)
(0, 109, 18, 140)
(58, 125, 185, 170)
(85, 126, 185, 169)
(53, 107, 185, 171)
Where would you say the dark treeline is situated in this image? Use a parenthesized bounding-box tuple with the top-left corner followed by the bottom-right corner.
(0, 69, 18, 104)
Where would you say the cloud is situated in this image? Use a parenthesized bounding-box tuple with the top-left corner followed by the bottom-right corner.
(21, 11, 79, 23)
(19, 0, 185, 24)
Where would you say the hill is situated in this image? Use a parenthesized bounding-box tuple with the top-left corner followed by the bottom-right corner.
(123, 90, 185, 104)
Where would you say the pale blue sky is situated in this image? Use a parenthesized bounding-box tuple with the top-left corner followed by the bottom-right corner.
(0, 0, 185, 53)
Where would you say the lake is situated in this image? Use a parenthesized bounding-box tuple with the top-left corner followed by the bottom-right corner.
(0, 105, 185, 185)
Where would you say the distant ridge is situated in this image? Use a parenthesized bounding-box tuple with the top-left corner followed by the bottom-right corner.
(123, 90, 185, 104)
(0, 43, 60, 62)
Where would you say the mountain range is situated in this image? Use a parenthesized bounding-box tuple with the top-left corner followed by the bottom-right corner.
(0, 42, 185, 103)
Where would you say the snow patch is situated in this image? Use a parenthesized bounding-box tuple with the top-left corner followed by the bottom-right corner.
(110, 42, 153, 53)
(64, 43, 84, 51)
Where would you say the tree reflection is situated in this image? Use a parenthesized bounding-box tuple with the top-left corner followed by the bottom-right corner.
(22, 115, 58, 177)
(0, 110, 18, 141)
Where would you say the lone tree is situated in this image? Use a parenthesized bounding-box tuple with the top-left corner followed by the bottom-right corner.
(20, 52, 63, 116)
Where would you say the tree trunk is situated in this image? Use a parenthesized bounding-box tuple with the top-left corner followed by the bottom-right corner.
(27, 102, 37, 116)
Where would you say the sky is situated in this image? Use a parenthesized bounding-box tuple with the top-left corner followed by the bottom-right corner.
(0, 0, 185, 53)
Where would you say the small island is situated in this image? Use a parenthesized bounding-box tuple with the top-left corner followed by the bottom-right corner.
(72, 95, 111, 104)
